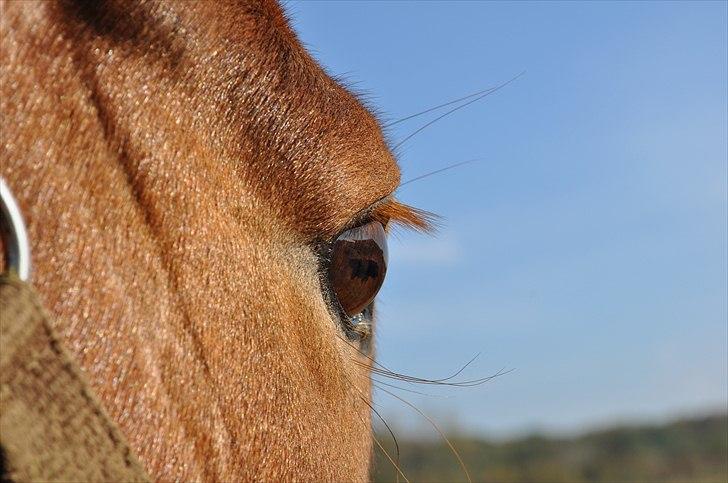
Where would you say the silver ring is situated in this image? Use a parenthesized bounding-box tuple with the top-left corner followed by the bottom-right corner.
(0, 178, 31, 281)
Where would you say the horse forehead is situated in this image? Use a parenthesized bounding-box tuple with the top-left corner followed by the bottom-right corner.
(238, 101, 401, 238)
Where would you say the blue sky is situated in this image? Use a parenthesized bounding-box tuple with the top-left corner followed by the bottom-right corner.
(289, 1, 727, 437)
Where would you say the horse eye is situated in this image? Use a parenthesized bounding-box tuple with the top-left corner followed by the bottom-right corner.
(328, 221, 388, 317)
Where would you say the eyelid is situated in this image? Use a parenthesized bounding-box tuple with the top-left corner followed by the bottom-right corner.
(334, 195, 393, 241)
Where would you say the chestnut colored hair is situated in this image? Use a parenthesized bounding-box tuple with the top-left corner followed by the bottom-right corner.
(1, 0, 429, 480)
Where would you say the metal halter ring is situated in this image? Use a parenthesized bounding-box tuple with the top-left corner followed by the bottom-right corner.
(0, 178, 31, 282)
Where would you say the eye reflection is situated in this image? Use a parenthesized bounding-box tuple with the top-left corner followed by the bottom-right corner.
(328, 221, 388, 317)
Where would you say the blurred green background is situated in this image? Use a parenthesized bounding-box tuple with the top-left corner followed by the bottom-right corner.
(372, 413, 726, 482)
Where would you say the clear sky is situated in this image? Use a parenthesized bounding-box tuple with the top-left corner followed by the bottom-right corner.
(289, 1, 727, 437)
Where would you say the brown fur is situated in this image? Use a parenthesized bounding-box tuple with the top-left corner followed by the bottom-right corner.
(0, 0, 423, 480)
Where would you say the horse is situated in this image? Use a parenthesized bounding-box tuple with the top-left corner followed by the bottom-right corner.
(0, 0, 430, 480)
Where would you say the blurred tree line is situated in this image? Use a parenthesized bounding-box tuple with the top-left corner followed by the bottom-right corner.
(372, 413, 727, 482)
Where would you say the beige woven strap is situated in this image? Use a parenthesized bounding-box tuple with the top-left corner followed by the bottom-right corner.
(0, 275, 150, 482)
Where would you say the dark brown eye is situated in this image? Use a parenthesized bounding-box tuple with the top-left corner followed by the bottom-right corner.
(328, 221, 388, 317)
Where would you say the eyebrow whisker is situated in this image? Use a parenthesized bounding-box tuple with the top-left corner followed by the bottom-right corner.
(383, 85, 501, 128)
(398, 158, 481, 188)
(392, 70, 525, 150)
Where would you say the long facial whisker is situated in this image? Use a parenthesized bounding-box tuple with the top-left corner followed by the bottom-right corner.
(383, 85, 501, 128)
(393, 70, 525, 150)
(336, 335, 506, 480)
(358, 394, 404, 483)
(365, 359, 482, 385)
(337, 361, 408, 483)
(373, 378, 450, 398)
(378, 385, 473, 483)
(354, 345, 506, 387)
(337, 332, 488, 385)
(335, 332, 425, 379)
(371, 430, 409, 483)
(336, 329, 511, 387)
(336, 336, 455, 481)
(363, 363, 511, 387)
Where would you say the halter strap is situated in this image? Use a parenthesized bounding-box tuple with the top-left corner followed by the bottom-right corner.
(0, 178, 30, 281)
